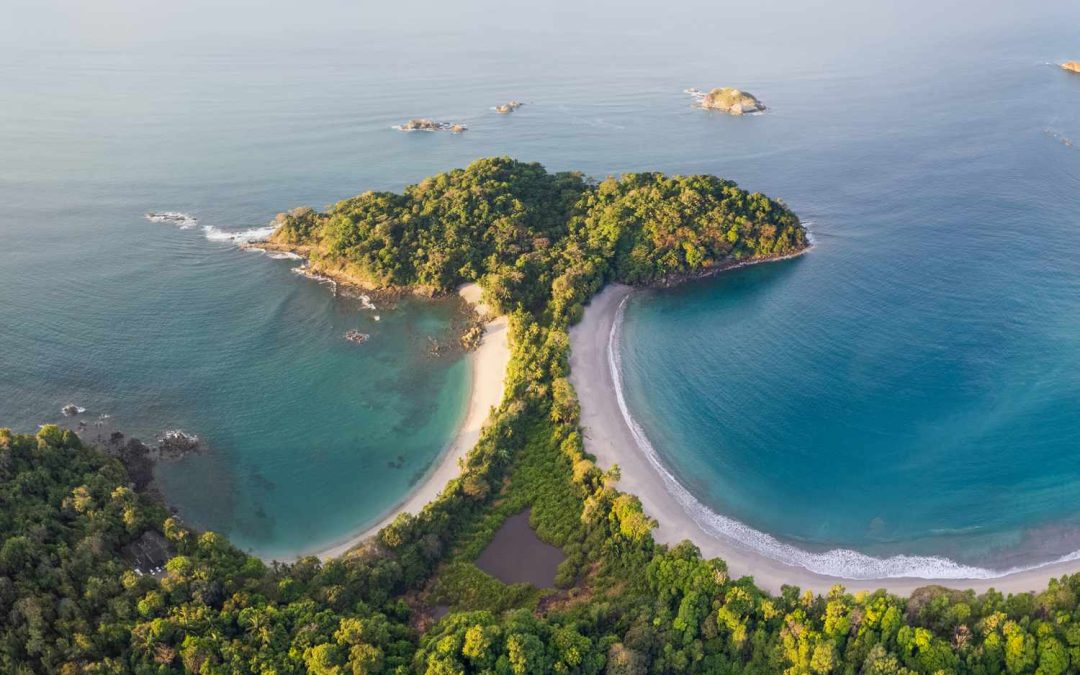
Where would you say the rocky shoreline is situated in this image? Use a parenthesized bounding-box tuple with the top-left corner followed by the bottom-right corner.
(648, 240, 814, 288)
(72, 424, 202, 500)
(245, 239, 484, 354)
(296, 282, 510, 562)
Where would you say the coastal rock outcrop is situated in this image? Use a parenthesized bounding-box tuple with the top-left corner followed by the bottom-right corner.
(495, 101, 524, 114)
(145, 211, 198, 228)
(396, 118, 467, 133)
(688, 87, 766, 115)
(156, 430, 201, 459)
(344, 329, 370, 344)
(459, 321, 485, 351)
(1063, 61, 1080, 74)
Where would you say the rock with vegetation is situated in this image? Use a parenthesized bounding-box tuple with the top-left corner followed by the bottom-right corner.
(155, 429, 200, 459)
(693, 87, 766, 115)
(459, 321, 485, 351)
(1063, 61, 1080, 73)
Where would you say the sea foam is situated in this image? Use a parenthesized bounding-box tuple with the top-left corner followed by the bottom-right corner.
(203, 225, 276, 244)
(607, 293, 1080, 581)
(145, 211, 198, 229)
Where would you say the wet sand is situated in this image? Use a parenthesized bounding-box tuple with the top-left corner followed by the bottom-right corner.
(475, 510, 565, 587)
(569, 283, 1080, 596)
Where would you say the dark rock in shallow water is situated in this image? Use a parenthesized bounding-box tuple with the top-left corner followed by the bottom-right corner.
(61, 403, 85, 416)
(119, 439, 156, 491)
(145, 211, 198, 228)
(397, 118, 467, 133)
(345, 329, 370, 344)
(156, 430, 200, 459)
(97, 432, 156, 491)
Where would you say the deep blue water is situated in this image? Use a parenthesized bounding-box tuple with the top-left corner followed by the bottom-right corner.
(616, 24, 1080, 574)
(2, 0, 1078, 570)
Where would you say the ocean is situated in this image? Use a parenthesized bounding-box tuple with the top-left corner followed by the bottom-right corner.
(2, 0, 1078, 569)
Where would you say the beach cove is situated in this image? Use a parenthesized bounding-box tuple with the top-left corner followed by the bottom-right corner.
(2, 0, 1078, 599)
(572, 283, 1080, 596)
(304, 283, 511, 561)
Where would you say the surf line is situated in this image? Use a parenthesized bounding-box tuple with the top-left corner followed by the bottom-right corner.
(604, 292, 1080, 581)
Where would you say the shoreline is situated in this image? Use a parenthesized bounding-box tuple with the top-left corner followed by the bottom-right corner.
(276, 283, 510, 562)
(570, 280, 1080, 596)
(245, 240, 444, 300)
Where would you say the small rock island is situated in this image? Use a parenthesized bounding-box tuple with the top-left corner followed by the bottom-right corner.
(495, 101, 524, 114)
(344, 329, 370, 344)
(687, 87, 766, 115)
(396, 119, 467, 133)
(1063, 61, 1080, 74)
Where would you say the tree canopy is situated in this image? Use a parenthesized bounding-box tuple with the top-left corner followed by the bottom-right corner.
(8, 159, 1077, 674)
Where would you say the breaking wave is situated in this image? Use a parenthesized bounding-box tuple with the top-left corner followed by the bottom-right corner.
(145, 211, 198, 229)
(1044, 128, 1076, 150)
(203, 225, 276, 245)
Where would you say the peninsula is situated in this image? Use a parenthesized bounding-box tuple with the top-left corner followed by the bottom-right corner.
(9, 159, 1080, 674)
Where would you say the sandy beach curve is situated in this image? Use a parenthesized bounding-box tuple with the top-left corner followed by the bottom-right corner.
(570, 283, 1080, 596)
(283, 283, 510, 562)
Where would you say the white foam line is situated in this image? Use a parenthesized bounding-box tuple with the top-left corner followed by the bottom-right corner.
(145, 211, 198, 229)
(606, 289, 1080, 581)
(203, 225, 276, 244)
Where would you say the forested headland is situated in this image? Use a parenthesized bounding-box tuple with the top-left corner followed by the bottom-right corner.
(5, 158, 1079, 674)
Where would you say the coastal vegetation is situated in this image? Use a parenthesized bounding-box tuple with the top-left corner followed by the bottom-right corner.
(687, 88, 766, 115)
(6, 158, 1080, 673)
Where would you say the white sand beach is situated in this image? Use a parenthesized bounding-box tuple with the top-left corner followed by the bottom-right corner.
(569, 284, 1080, 596)
(292, 283, 510, 562)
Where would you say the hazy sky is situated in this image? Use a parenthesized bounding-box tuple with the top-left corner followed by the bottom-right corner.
(4, 0, 1076, 54)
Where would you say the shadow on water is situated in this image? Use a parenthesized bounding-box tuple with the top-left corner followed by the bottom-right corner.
(640, 251, 810, 308)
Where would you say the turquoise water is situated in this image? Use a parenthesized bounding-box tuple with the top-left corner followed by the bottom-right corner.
(2, 0, 1079, 569)
(0, 186, 471, 559)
